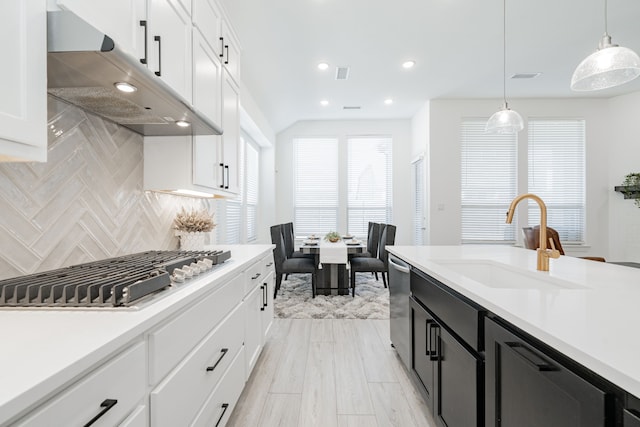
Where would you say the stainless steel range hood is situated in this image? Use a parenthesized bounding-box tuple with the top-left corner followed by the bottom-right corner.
(47, 11, 223, 137)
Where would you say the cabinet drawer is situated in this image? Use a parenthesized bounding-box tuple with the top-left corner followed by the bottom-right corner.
(411, 269, 485, 351)
(16, 342, 145, 427)
(244, 260, 264, 296)
(624, 409, 640, 427)
(191, 346, 246, 427)
(120, 405, 147, 427)
(149, 273, 243, 384)
(263, 254, 275, 275)
(150, 304, 244, 427)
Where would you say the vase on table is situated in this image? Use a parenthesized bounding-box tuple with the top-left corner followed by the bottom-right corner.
(178, 231, 206, 251)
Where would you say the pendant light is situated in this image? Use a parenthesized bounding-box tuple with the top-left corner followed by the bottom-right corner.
(485, 0, 523, 134)
(571, 0, 640, 91)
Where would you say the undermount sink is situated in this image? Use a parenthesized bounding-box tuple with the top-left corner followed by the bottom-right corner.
(433, 260, 587, 290)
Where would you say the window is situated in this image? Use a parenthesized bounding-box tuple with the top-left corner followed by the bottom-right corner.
(528, 119, 585, 243)
(460, 120, 517, 243)
(293, 138, 338, 235)
(412, 157, 425, 245)
(216, 133, 260, 244)
(347, 136, 393, 236)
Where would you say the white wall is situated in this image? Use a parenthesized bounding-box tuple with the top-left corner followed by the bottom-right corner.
(607, 91, 640, 261)
(275, 119, 413, 245)
(411, 102, 430, 244)
(427, 98, 612, 258)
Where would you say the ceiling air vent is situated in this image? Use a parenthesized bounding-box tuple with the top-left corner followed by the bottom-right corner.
(335, 66, 350, 80)
(343, 106, 361, 110)
(511, 73, 542, 79)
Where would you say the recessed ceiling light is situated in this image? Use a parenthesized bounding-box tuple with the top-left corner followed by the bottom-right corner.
(320, 100, 329, 106)
(175, 120, 190, 127)
(114, 82, 137, 93)
(384, 98, 393, 105)
(317, 62, 329, 70)
(402, 60, 415, 69)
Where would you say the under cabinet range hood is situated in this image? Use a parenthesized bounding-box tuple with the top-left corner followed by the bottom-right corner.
(47, 11, 223, 137)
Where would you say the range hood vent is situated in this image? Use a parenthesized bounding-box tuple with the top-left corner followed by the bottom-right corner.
(47, 11, 222, 137)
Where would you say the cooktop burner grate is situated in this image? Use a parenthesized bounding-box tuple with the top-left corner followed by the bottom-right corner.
(0, 250, 231, 308)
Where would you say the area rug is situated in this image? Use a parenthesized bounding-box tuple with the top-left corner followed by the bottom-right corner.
(274, 273, 390, 319)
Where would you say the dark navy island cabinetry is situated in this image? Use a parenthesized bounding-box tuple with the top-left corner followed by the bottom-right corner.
(406, 265, 635, 427)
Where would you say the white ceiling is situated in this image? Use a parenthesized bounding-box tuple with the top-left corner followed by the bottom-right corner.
(219, 0, 640, 133)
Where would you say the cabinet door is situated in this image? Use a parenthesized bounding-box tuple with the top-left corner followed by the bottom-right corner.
(0, 0, 46, 162)
(193, 29, 222, 124)
(220, 19, 241, 84)
(244, 283, 263, 378)
(410, 297, 435, 412)
(193, 135, 222, 189)
(221, 71, 240, 194)
(434, 326, 481, 427)
(485, 318, 607, 427)
(193, 0, 223, 55)
(261, 271, 275, 340)
(147, 0, 192, 102)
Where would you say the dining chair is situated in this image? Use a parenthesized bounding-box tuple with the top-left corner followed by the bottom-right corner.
(351, 222, 380, 259)
(522, 226, 605, 262)
(282, 222, 311, 259)
(349, 224, 397, 297)
(270, 224, 318, 298)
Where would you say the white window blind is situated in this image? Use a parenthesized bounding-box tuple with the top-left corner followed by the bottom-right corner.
(412, 157, 425, 245)
(294, 138, 338, 235)
(460, 119, 517, 243)
(245, 142, 259, 242)
(347, 136, 393, 237)
(528, 119, 585, 243)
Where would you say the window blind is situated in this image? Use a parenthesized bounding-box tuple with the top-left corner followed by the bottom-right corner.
(245, 142, 259, 242)
(294, 138, 338, 235)
(347, 136, 393, 237)
(412, 157, 425, 245)
(217, 138, 245, 244)
(528, 119, 585, 243)
(460, 119, 517, 243)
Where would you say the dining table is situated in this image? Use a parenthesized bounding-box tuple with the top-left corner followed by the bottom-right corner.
(299, 236, 366, 295)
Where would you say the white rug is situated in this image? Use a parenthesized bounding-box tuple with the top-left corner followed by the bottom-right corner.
(274, 273, 390, 319)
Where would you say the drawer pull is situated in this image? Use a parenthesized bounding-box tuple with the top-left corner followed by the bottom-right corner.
(251, 272, 261, 280)
(261, 284, 267, 310)
(153, 36, 161, 76)
(139, 20, 148, 64)
(215, 403, 230, 427)
(505, 342, 557, 371)
(83, 399, 118, 427)
(266, 262, 273, 267)
(206, 348, 229, 372)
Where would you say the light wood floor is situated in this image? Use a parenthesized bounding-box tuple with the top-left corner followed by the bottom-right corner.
(227, 319, 437, 427)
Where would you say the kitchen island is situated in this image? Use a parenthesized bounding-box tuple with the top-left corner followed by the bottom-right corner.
(0, 245, 274, 427)
(387, 245, 640, 427)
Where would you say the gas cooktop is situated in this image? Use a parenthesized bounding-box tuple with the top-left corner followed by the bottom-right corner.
(0, 250, 231, 308)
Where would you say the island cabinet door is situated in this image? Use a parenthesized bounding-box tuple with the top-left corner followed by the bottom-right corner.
(485, 317, 608, 427)
(433, 326, 482, 427)
(410, 296, 436, 412)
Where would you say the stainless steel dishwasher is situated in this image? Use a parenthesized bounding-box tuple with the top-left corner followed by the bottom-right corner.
(388, 254, 411, 369)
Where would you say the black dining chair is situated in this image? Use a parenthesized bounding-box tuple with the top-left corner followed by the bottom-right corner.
(351, 222, 380, 259)
(349, 224, 396, 296)
(270, 224, 318, 298)
(282, 222, 313, 259)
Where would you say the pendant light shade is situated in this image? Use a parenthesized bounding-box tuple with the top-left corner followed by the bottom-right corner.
(485, 102, 524, 134)
(571, 0, 640, 91)
(485, 0, 523, 134)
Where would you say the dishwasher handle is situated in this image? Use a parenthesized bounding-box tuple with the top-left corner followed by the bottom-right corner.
(389, 257, 410, 274)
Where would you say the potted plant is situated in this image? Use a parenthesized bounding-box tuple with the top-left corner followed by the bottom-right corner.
(617, 172, 640, 207)
(324, 231, 341, 243)
(173, 207, 215, 250)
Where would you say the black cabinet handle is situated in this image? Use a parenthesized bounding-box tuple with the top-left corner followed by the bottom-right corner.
(219, 163, 225, 188)
(251, 272, 261, 280)
(429, 324, 440, 361)
(219, 37, 225, 58)
(139, 21, 148, 64)
(206, 348, 229, 372)
(266, 262, 273, 267)
(425, 319, 434, 356)
(260, 285, 265, 311)
(154, 36, 162, 76)
(215, 403, 230, 427)
(83, 399, 118, 427)
(224, 165, 229, 189)
(505, 342, 557, 371)
(264, 283, 268, 308)
(224, 45, 229, 65)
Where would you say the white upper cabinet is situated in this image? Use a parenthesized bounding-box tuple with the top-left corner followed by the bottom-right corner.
(192, 0, 223, 56)
(220, 18, 241, 85)
(53, 0, 143, 58)
(146, 0, 193, 103)
(0, 0, 47, 162)
(192, 30, 222, 124)
(221, 70, 240, 194)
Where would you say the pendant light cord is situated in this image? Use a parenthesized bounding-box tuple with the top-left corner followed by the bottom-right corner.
(604, 0, 608, 35)
(503, 0, 507, 107)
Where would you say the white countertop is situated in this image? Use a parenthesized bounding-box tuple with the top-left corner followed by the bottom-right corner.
(387, 245, 640, 399)
(0, 245, 273, 426)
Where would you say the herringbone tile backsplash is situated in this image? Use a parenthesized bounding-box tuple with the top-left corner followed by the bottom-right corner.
(0, 97, 214, 280)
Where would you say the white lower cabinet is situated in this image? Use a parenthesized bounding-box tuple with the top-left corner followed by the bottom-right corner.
(15, 342, 146, 427)
(244, 282, 263, 376)
(119, 405, 148, 427)
(150, 304, 244, 427)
